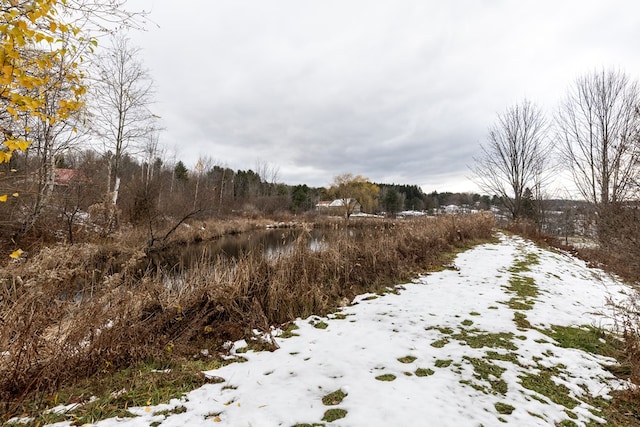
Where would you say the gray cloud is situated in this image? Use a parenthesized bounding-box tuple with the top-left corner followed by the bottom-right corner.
(124, 0, 640, 192)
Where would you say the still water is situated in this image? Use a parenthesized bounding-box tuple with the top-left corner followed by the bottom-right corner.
(150, 228, 362, 273)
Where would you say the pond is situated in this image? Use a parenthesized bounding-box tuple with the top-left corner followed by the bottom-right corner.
(149, 227, 363, 274)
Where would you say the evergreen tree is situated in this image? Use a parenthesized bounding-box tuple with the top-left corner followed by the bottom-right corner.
(174, 161, 188, 181)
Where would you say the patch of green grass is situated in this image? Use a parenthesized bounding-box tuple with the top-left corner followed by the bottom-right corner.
(280, 323, 300, 338)
(434, 359, 452, 368)
(321, 408, 348, 422)
(451, 329, 517, 351)
(520, 366, 578, 409)
(431, 338, 449, 348)
(495, 402, 515, 415)
(502, 252, 540, 311)
(153, 405, 187, 416)
(486, 351, 520, 365)
(508, 252, 540, 272)
(564, 409, 578, 419)
(362, 295, 378, 301)
(470, 311, 481, 316)
(397, 355, 417, 364)
(236, 337, 278, 353)
(415, 368, 435, 377)
(541, 325, 622, 358)
(21, 358, 228, 426)
(463, 356, 508, 395)
(461, 319, 474, 327)
(314, 321, 329, 330)
(377, 287, 401, 296)
(332, 313, 349, 320)
(292, 424, 325, 427)
(375, 374, 397, 381)
(322, 389, 347, 406)
(505, 274, 538, 299)
(426, 326, 454, 335)
(488, 306, 499, 310)
(504, 299, 534, 310)
(17, 405, 135, 427)
(513, 312, 532, 330)
(459, 379, 484, 392)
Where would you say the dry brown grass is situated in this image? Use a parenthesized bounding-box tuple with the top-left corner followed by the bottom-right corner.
(0, 213, 495, 420)
(603, 292, 640, 426)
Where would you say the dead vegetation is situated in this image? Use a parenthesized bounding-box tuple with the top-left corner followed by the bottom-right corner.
(0, 213, 495, 420)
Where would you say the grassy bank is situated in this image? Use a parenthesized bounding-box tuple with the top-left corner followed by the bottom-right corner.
(504, 221, 640, 425)
(0, 213, 495, 421)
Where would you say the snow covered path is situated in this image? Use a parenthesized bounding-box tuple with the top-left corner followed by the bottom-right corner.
(56, 235, 634, 426)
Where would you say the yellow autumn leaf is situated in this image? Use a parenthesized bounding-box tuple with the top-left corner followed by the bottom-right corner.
(2, 64, 13, 78)
(4, 139, 30, 152)
(10, 249, 23, 259)
(0, 194, 8, 202)
(12, 193, 19, 197)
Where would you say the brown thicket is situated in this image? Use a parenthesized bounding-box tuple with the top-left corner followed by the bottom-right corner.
(0, 213, 494, 418)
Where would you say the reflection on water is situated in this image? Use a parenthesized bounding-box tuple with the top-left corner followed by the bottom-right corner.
(150, 228, 362, 275)
(147, 227, 370, 291)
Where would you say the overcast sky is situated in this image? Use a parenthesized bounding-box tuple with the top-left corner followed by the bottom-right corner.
(121, 0, 640, 193)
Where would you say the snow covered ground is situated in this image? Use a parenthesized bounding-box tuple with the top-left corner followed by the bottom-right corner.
(46, 235, 634, 426)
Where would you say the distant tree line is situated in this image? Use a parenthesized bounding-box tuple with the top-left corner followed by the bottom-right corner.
(1, 143, 504, 245)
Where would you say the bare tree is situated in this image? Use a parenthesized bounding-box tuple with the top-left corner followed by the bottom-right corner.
(557, 69, 640, 207)
(471, 99, 551, 220)
(19, 43, 89, 234)
(140, 129, 164, 192)
(64, 0, 149, 33)
(90, 35, 155, 206)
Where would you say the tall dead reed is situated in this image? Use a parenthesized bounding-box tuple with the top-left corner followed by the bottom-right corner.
(0, 213, 494, 419)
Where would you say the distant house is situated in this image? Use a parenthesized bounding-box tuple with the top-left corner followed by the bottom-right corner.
(315, 200, 332, 210)
(329, 198, 361, 213)
(444, 204, 460, 214)
(316, 198, 361, 216)
(54, 168, 89, 187)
